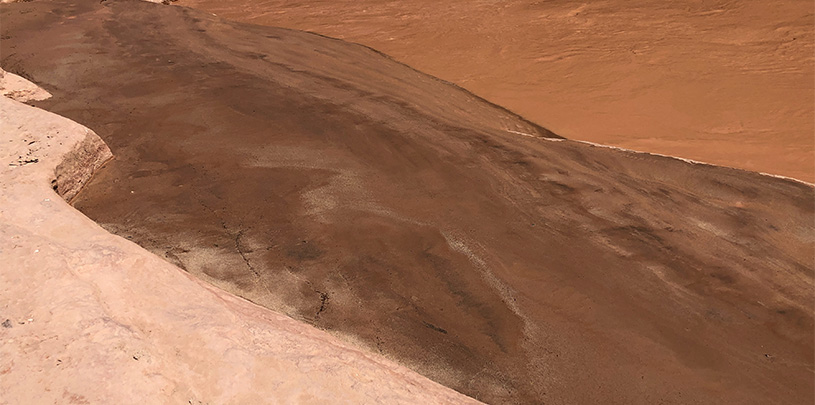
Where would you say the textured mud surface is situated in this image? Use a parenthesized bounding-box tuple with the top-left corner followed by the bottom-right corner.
(2, 0, 813, 403)
(0, 83, 475, 405)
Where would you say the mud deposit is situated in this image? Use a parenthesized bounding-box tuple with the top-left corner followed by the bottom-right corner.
(2, 0, 813, 403)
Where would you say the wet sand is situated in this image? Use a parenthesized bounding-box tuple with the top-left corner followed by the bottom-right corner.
(177, 0, 815, 182)
(2, 0, 813, 403)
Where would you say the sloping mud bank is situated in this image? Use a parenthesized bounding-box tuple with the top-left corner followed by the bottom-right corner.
(0, 71, 477, 404)
(2, 1, 813, 403)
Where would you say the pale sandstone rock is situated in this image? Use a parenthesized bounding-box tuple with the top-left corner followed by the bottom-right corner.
(0, 70, 51, 102)
(0, 74, 478, 404)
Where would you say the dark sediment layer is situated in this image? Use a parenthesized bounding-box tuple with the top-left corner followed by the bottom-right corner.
(2, 0, 813, 403)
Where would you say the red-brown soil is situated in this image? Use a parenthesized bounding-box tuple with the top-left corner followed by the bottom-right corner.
(177, 0, 815, 182)
(2, 0, 813, 403)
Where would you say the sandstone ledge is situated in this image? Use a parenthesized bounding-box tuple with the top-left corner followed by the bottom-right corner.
(0, 80, 477, 404)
